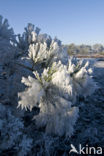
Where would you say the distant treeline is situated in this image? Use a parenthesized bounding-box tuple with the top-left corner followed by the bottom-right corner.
(66, 43, 104, 55)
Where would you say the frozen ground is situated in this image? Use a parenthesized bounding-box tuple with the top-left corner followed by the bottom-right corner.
(94, 60, 104, 68)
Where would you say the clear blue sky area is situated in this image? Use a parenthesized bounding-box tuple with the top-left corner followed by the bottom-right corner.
(0, 0, 104, 45)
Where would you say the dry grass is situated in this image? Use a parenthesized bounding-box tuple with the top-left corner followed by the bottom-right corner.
(75, 54, 104, 58)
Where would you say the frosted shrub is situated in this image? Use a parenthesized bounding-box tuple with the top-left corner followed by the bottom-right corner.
(18, 24, 97, 137)
(0, 103, 32, 155)
(0, 15, 16, 66)
(0, 16, 18, 103)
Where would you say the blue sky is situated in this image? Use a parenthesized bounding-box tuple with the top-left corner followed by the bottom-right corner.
(0, 0, 104, 45)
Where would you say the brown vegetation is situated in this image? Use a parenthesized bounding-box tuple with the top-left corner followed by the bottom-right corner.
(74, 54, 104, 58)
